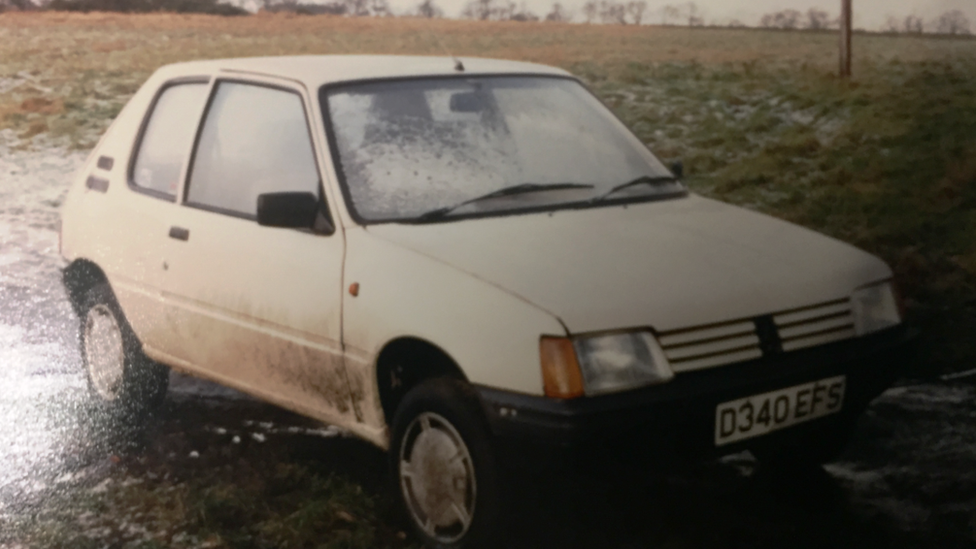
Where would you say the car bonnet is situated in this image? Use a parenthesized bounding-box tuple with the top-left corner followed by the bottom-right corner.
(364, 194, 892, 335)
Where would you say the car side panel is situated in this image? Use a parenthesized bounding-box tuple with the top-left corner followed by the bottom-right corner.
(341, 226, 567, 435)
(60, 69, 192, 348)
(154, 205, 354, 427)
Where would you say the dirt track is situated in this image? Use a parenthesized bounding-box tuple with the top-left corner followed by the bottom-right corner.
(2, 144, 976, 548)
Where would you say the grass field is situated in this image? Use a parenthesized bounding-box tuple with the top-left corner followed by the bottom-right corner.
(2, 12, 976, 548)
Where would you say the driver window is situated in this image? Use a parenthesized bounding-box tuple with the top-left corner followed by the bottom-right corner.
(186, 82, 320, 218)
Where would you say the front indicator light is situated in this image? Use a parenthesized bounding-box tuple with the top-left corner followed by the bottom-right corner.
(540, 337, 585, 399)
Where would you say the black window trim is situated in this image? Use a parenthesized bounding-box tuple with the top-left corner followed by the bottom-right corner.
(182, 77, 335, 235)
(127, 76, 211, 203)
(318, 72, 687, 227)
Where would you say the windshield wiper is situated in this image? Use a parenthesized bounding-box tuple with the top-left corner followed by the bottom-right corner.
(590, 175, 679, 203)
(415, 182, 594, 221)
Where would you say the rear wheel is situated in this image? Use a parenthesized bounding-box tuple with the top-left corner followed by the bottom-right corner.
(79, 283, 168, 421)
(390, 378, 503, 549)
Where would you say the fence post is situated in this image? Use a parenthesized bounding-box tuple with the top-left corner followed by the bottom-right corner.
(839, 0, 852, 77)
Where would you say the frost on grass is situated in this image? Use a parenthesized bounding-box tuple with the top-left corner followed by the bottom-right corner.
(0, 133, 85, 287)
(0, 139, 91, 537)
(0, 66, 131, 150)
(826, 383, 976, 539)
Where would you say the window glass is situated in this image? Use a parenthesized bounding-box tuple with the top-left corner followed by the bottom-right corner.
(325, 77, 675, 222)
(132, 83, 208, 198)
(187, 82, 319, 217)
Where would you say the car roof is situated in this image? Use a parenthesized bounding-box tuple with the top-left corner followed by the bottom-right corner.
(154, 55, 572, 88)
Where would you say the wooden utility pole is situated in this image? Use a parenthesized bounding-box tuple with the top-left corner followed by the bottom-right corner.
(839, 0, 852, 77)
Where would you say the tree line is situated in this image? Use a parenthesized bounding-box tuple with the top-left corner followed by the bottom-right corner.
(0, 0, 972, 36)
(758, 6, 971, 35)
(882, 10, 971, 36)
(759, 8, 833, 30)
(0, 0, 248, 14)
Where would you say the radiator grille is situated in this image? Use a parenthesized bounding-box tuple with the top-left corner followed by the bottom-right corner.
(659, 320, 763, 373)
(773, 298, 855, 352)
(658, 298, 856, 373)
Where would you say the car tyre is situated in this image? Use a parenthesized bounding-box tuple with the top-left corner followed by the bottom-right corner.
(390, 377, 503, 549)
(79, 282, 169, 422)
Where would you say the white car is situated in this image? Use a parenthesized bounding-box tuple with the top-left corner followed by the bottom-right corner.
(59, 55, 912, 548)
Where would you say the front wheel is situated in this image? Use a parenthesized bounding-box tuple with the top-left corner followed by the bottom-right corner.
(390, 378, 503, 549)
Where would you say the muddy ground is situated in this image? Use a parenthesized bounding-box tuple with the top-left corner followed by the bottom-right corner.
(2, 143, 976, 548)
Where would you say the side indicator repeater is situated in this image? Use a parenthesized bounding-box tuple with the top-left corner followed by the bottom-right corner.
(349, 283, 360, 297)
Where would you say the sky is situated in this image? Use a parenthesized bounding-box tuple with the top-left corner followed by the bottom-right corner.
(373, 0, 976, 29)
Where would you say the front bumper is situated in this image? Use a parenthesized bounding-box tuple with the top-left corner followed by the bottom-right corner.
(475, 325, 915, 462)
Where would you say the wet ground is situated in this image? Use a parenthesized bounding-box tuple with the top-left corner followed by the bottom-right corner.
(2, 141, 976, 548)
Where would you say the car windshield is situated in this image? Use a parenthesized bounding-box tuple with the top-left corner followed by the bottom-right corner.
(322, 75, 682, 223)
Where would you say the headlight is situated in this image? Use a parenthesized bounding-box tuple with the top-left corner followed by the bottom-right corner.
(851, 281, 901, 336)
(540, 332, 673, 398)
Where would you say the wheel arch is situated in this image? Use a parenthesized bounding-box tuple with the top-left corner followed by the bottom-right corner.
(63, 258, 109, 317)
(374, 336, 469, 426)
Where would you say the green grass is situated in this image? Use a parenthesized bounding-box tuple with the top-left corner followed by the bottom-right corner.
(587, 54, 976, 376)
(6, 441, 417, 549)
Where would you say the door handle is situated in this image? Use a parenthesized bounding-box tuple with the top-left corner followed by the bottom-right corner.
(169, 226, 190, 241)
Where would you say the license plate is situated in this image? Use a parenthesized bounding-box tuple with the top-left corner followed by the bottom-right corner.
(714, 375, 846, 446)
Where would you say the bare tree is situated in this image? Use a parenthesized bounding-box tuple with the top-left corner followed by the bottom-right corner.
(903, 15, 923, 33)
(659, 3, 680, 25)
(882, 15, 900, 33)
(461, 0, 538, 21)
(544, 2, 571, 22)
(777, 9, 802, 29)
(625, 0, 645, 25)
(368, 0, 389, 16)
(598, 0, 626, 24)
(581, 0, 596, 22)
(934, 10, 971, 35)
(509, 1, 538, 21)
(726, 18, 745, 28)
(684, 2, 703, 26)
(0, 0, 38, 9)
(881, 12, 924, 34)
(461, 0, 493, 20)
(415, 0, 442, 17)
(262, 0, 305, 12)
(806, 8, 830, 30)
(760, 9, 802, 30)
(659, 1, 699, 25)
(495, 0, 515, 19)
(348, 0, 370, 15)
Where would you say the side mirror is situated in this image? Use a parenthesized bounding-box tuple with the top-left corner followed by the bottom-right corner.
(257, 192, 320, 229)
(670, 160, 684, 180)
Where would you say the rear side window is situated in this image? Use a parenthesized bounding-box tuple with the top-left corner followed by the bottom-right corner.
(131, 83, 209, 199)
(186, 82, 320, 218)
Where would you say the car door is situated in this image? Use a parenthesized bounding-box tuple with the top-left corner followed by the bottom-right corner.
(93, 78, 211, 349)
(155, 77, 356, 425)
